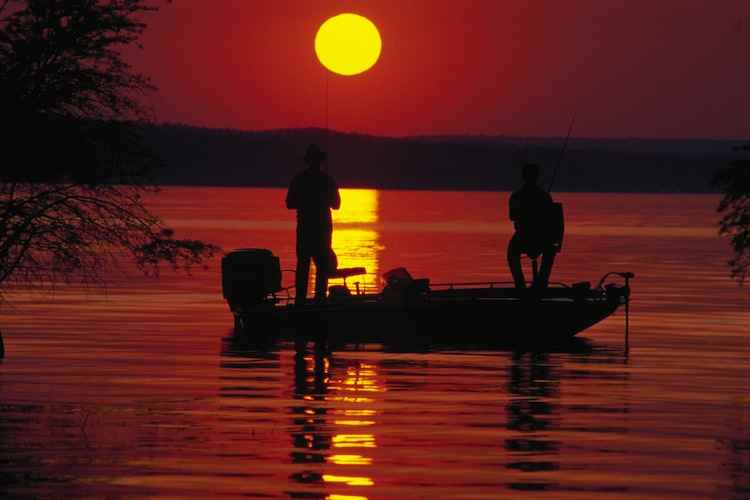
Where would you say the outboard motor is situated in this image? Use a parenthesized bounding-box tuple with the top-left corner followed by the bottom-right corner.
(222, 249, 282, 312)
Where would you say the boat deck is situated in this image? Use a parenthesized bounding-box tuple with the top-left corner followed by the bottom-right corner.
(230, 276, 632, 344)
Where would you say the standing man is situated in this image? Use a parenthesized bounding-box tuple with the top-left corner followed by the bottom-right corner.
(507, 163, 558, 289)
(286, 144, 341, 306)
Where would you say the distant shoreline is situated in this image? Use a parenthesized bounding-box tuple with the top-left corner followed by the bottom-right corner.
(145, 124, 744, 194)
(155, 183, 722, 195)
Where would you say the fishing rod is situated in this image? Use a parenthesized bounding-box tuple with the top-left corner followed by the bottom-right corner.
(323, 68, 330, 172)
(548, 113, 576, 193)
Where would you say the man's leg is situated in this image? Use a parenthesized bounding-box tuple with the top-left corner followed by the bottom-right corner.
(507, 234, 526, 289)
(536, 248, 556, 288)
(312, 230, 333, 303)
(312, 249, 329, 302)
(295, 253, 311, 307)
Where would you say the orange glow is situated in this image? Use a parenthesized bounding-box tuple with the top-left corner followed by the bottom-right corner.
(342, 410, 376, 416)
(330, 359, 382, 479)
(331, 189, 381, 292)
(332, 434, 376, 448)
(332, 190, 378, 224)
(323, 474, 374, 486)
(328, 454, 373, 465)
(313, 359, 380, 497)
(330, 396, 374, 404)
(334, 420, 376, 426)
(131, 4, 750, 138)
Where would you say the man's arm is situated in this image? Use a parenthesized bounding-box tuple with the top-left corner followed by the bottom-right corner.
(509, 192, 521, 231)
(286, 177, 299, 209)
(509, 192, 519, 222)
(329, 177, 341, 210)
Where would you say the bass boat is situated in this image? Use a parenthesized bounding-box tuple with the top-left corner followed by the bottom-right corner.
(221, 249, 633, 345)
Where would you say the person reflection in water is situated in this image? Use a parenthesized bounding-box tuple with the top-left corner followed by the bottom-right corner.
(507, 163, 556, 289)
(286, 144, 341, 306)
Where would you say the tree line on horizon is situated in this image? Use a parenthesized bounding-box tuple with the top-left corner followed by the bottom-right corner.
(143, 123, 735, 193)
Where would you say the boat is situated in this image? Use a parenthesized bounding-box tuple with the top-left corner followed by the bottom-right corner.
(221, 249, 633, 346)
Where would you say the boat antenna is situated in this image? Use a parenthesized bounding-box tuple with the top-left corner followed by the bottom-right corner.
(548, 113, 576, 193)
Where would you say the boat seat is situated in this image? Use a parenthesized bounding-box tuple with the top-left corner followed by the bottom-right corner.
(328, 267, 367, 296)
(329, 267, 367, 280)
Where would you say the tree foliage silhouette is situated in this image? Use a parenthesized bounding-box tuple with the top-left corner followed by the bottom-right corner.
(0, 0, 217, 296)
(715, 145, 750, 284)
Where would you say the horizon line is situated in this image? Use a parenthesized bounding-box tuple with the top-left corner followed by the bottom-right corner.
(151, 121, 750, 143)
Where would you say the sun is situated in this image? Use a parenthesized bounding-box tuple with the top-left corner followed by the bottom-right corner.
(315, 13, 382, 76)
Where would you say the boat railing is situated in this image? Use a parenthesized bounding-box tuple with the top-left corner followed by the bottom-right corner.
(274, 268, 382, 305)
(429, 281, 571, 290)
(596, 272, 635, 290)
(272, 279, 576, 304)
(271, 273, 634, 306)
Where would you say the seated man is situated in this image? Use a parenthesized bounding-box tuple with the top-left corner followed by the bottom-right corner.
(506, 163, 558, 289)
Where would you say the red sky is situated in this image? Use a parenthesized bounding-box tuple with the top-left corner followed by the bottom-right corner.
(127, 0, 750, 139)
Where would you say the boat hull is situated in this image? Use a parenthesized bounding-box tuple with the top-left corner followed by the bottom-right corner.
(232, 285, 627, 346)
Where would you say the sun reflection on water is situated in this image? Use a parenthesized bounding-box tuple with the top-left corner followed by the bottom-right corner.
(331, 189, 381, 292)
(323, 474, 375, 486)
(328, 455, 373, 465)
(289, 348, 384, 497)
(331, 434, 377, 448)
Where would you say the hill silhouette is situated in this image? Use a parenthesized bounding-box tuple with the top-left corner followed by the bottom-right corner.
(144, 124, 741, 192)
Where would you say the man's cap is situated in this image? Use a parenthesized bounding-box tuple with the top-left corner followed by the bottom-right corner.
(304, 144, 326, 164)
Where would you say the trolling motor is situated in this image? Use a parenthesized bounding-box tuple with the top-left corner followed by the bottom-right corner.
(596, 271, 635, 352)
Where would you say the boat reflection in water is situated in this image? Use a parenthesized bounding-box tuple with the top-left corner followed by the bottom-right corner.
(505, 352, 560, 491)
(219, 328, 634, 498)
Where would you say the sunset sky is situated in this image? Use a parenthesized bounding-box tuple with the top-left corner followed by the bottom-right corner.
(127, 0, 750, 139)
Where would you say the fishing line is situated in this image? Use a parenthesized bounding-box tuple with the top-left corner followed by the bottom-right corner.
(548, 113, 576, 193)
(324, 68, 330, 170)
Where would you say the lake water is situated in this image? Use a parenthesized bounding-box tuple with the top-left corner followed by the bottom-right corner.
(1, 187, 748, 499)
